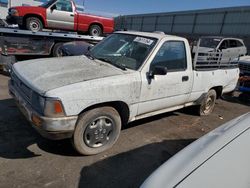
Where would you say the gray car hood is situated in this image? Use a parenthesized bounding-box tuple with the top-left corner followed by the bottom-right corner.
(141, 113, 250, 188)
(13, 56, 124, 94)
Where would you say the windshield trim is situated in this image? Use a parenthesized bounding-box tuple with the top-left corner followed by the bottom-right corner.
(137, 36, 161, 71)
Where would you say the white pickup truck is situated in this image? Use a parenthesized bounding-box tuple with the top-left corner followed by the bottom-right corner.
(9, 31, 239, 155)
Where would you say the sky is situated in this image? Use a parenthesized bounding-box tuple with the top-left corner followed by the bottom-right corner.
(81, 0, 250, 17)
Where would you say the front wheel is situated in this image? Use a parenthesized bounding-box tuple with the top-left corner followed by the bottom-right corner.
(89, 25, 102, 36)
(26, 17, 43, 32)
(73, 107, 121, 155)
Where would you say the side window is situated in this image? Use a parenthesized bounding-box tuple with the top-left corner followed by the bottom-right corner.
(219, 40, 228, 50)
(151, 41, 187, 71)
(55, 0, 73, 12)
(229, 40, 237, 48)
(236, 40, 244, 47)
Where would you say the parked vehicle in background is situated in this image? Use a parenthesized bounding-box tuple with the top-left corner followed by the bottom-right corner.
(9, 31, 239, 155)
(54, 41, 93, 57)
(6, 0, 114, 36)
(141, 113, 250, 188)
(0, 27, 103, 73)
(238, 55, 250, 76)
(237, 56, 250, 97)
(193, 36, 247, 63)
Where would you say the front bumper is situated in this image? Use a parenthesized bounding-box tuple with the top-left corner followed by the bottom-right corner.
(9, 81, 78, 140)
(6, 15, 23, 25)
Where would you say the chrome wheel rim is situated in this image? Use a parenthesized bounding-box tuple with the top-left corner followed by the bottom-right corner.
(204, 95, 215, 113)
(91, 28, 100, 36)
(30, 20, 40, 32)
(84, 116, 114, 148)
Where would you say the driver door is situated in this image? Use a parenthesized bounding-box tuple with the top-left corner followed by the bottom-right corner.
(47, 0, 75, 30)
(137, 39, 193, 115)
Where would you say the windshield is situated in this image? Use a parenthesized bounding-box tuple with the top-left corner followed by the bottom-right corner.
(39, 0, 57, 8)
(90, 33, 158, 70)
(199, 38, 222, 48)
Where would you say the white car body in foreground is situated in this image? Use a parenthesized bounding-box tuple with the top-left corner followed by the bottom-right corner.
(141, 113, 250, 188)
(9, 31, 239, 155)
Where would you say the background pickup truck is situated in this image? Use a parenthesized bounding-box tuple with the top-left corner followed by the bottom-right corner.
(9, 31, 239, 155)
(6, 0, 114, 36)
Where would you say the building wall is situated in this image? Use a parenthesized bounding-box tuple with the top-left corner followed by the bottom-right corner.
(115, 6, 250, 37)
(115, 6, 250, 54)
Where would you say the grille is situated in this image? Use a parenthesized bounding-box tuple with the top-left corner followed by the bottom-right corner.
(11, 72, 33, 104)
(239, 63, 250, 74)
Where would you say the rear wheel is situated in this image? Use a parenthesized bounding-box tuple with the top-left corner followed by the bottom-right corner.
(73, 107, 121, 155)
(26, 17, 43, 32)
(89, 24, 102, 36)
(198, 89, 217, 116)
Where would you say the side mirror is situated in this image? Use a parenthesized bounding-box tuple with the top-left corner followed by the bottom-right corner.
(50, 4, 56, 11)
(148, 66, 167, 79)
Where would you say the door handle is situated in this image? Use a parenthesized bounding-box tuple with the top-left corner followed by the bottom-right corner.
(182, 76, 189, 82)
(70, 14, 74, 17)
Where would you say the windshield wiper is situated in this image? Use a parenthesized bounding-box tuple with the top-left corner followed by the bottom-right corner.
(98, 58, 127, 71)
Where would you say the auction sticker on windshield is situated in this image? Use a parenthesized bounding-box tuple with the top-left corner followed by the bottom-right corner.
(134, 37, 154, 45)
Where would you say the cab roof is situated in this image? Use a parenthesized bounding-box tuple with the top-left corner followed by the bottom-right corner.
(115, 30, 185, 41)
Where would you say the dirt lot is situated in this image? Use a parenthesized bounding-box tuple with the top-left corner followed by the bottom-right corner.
(0, 74, 249, 188)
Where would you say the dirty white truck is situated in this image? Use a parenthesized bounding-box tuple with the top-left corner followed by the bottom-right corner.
(9, 31, 239, 155)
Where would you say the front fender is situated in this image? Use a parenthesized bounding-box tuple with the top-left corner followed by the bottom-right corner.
(45, 73, 141, 117)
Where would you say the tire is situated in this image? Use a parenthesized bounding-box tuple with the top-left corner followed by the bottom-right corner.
(73, 107, 121, 155)
(26, 17, 43, 32)
(89, 24, 102, 36)
(52, 43, 64, 57)
(198, 89, 217, 116)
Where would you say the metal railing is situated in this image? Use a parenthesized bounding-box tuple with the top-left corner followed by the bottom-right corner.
(193, 39, 239, 70)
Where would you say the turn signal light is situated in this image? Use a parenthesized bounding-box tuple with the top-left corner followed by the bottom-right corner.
(44, 98, 65, 117)
(32, 114, 42, 127)
(54, 100, 64, 114)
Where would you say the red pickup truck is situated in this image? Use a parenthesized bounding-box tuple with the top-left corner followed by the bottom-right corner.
(6, 0, 114, 36)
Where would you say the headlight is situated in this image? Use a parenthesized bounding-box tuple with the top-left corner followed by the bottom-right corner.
(44, 98, 66, 118)
(10, 9, 19, 16)
(32, 92, 65, 117)
(32, 92, 45, 114)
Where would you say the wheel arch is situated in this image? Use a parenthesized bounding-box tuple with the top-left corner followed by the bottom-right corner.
(210, 86, 223, 99)
(79, 101, 130, 126)
(23, 14, 45, 27)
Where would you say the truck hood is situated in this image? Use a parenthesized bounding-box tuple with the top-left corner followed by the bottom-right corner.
(13, 56, 125, 94)
(239, 55, 250, 65)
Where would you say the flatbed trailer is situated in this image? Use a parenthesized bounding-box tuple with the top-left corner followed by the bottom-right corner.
(0, 27, 104, 71)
